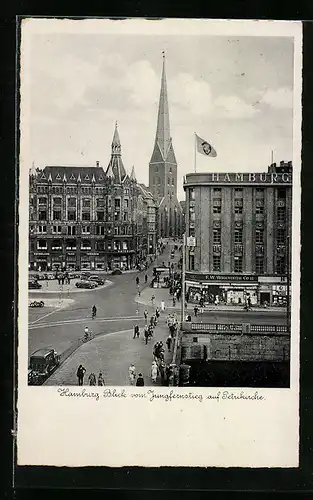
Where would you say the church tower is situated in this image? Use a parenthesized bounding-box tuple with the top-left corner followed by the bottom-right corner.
(149, 53, 182, 238)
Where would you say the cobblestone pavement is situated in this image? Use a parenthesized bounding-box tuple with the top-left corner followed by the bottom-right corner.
(45, 319, 173, 387)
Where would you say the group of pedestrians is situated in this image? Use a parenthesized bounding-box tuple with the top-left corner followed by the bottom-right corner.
(76, 365, 105, 386)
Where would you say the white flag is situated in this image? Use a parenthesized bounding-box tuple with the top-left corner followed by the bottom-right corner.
(195, 133, 217, 157)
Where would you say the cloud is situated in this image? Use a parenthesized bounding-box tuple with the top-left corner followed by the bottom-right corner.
(169, 73, 214, 116)
(260, 87, 293, 109)
(214, 94, 260, 119)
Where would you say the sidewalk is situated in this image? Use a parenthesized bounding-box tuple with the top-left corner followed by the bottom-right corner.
(45, 316, 173, 387)
(135, 286, 287, 314)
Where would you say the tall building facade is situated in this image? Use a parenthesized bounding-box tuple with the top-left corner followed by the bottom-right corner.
(29, 124, 158, 272)
(149, 54, 183, 238)
(183, 161, 292, 306)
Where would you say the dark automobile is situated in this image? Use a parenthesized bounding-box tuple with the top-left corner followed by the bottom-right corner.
(29, 300, 45, 308)
(28, 348, 60, 385)
(81, 271, 91, 279)
(28, 280, 42, 289)
(75, 280, 97, 289)
(89, 275, 105, 285)
(111, 268, 122, 275)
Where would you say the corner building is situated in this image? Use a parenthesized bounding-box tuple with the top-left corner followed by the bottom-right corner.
(183, 161, 292, 307)
(29, 124, 158, 272)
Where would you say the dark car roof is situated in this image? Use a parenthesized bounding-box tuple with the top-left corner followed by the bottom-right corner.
(30, 348, 55, 358)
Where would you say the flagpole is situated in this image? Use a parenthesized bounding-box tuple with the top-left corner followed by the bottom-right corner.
(194, 132, 197, 173)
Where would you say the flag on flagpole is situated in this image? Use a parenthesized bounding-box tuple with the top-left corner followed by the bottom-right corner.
(195, 133, 217, 157)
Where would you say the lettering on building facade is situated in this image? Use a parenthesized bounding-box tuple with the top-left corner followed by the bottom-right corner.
(185, 172, 292, 185)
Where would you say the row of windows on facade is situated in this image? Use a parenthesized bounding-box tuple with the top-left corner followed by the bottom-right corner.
(210, 227, 287, 244)
(188, 254, 287, 274)
(34, 186, 132, 195)
(32, 225, 135, 236)
(33, 210, 133, 222)
(33, 197, 130, 209)
(153, 176, 175, 186)
(33, 239, 131, 251)
(189, 187, 287, 200)
(189, 200, 287, 216)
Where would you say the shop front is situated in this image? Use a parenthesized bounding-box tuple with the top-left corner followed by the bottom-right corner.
(33, 252, 49, 272)
(257, 276, 288, 306)
(66, 253, 77, 271)
(185, 272, 259, 305)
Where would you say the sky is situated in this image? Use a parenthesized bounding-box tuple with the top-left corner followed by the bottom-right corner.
(26, 28, 295, 200)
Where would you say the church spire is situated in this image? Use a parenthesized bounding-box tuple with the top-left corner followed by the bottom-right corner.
(106, 121, 126, 183)
(111, 121, 121, 155)
(155, 51, 171, 159)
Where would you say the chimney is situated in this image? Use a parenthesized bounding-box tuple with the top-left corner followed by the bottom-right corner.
(96, 161, 99, 167)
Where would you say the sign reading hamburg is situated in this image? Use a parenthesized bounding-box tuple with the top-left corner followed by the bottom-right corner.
(185, 172, 292, 184)
(186, 272, 258, 282)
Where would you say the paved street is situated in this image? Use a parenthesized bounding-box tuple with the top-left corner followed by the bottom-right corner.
(28, 240, 287, 385)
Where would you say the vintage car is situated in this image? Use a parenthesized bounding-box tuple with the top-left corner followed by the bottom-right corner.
(28, 348, 60, 385)
(89, 275, 105, 286)
(29, 300, 45, 308)
(111, 268, 122, 275)
(28, 280, 42, 289)
(75, 280, 97, 289)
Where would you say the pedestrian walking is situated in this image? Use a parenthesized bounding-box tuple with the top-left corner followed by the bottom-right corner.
(145, 274, 148, 284)
(159, 360, 166, 384)
(98, 372, 105, 386)
(194, 305, 198, 317)
(166, 335, 172, 351)
(144, 327, 149, 345)
(151, 361, 158, 383)
(92, 304, 97, 319)
(161, 300, 165, 312)
(88, 373, 96, 386)
(151, 294, 155, 305)
(136, 276, 140, 286)
(144, 309, 148, 321)
(133, 324, 139, 339)
(172, 297, 176, 307)
(136, 373, 145, 386)
(76, 365, 86, 386)
(128, 363, 136, 385)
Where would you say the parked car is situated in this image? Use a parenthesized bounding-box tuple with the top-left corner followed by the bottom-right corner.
(28, 280, 42, 289)
(111, 268, 122, 275)
(81, 271, 91, 279)
(29, 300, 45, 308)
(89, 275, 105, 286)
(69, 272, 80, 279)
(29, 273, 40, 281)
(75, 280, 97, 289)
(28, 348, 60, 385)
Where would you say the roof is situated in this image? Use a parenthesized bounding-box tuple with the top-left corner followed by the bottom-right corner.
(37, 166, 106, 184)
(30, 347, 56, 358)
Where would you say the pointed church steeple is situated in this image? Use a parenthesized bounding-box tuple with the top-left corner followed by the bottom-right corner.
(105, 122, 126, 183)
(111, 121, 121, 155)
(155, 52, 171, 159)
(130, 165, 136, 182)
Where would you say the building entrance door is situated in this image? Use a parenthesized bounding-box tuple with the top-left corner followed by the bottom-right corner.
(260, 292, 271, 305)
